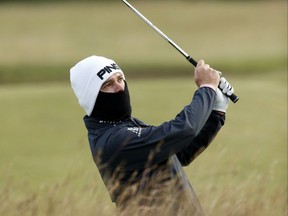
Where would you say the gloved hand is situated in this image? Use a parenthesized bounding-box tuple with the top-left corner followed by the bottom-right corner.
(219, 77, 234, 96)
(213, 77, 234, 113)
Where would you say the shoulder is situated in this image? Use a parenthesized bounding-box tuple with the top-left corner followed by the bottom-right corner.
(131, 117, 150, 127)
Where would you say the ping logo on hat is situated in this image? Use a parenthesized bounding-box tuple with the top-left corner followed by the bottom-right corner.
(70, 55, 125, 116)
(97, 63, 121, 80)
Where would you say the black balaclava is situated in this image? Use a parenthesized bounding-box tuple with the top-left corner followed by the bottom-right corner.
(90, 81, 132, 121)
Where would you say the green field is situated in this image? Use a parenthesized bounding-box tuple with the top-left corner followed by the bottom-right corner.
(0, 1, 287, 82)
(0, 1, 287, 216)
(0, 71, 287, 215)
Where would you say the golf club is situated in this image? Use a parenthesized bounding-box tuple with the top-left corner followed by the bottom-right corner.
(122, 0, 239, 103)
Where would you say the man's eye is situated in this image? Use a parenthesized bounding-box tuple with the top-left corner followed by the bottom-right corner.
(103, 83, 111, 89)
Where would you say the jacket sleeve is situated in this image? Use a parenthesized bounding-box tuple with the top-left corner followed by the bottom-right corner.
(176, 111, 225, 166)
(103, 87, 216, 171)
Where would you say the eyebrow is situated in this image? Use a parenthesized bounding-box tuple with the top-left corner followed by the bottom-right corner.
(102, 79, 111, 87)
(102, 73, 123, 87)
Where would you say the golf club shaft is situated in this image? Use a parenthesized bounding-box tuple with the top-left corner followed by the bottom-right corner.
(122, 0, 239, 103)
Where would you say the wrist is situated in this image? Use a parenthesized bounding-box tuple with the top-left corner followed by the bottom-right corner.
(213, 110, 226, 115)
(199, 84, 217, 92)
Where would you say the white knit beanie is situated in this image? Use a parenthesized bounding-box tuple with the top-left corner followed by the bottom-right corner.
(70, 55, 125, 116)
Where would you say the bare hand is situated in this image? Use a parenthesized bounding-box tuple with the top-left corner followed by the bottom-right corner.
(194, 60, 220, 91)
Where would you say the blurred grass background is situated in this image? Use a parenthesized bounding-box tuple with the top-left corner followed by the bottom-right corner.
(0, 0, 287, 215)
(0, 1, 286, 82)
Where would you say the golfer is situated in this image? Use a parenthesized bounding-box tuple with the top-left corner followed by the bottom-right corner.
(70, 55, 234, 215)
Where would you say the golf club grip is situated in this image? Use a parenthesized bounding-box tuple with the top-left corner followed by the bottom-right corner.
(187, 56, 239, 103)
(227, 93, 239, 103)
(187, 56, 198, 67)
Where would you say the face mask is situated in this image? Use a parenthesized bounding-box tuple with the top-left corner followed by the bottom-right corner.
(90, 81, 132, 121)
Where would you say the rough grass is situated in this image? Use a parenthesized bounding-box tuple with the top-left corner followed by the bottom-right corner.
(0, 70, 286, 215)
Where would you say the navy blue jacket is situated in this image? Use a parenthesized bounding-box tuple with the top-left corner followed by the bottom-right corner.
(84, 87, 225, 213)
